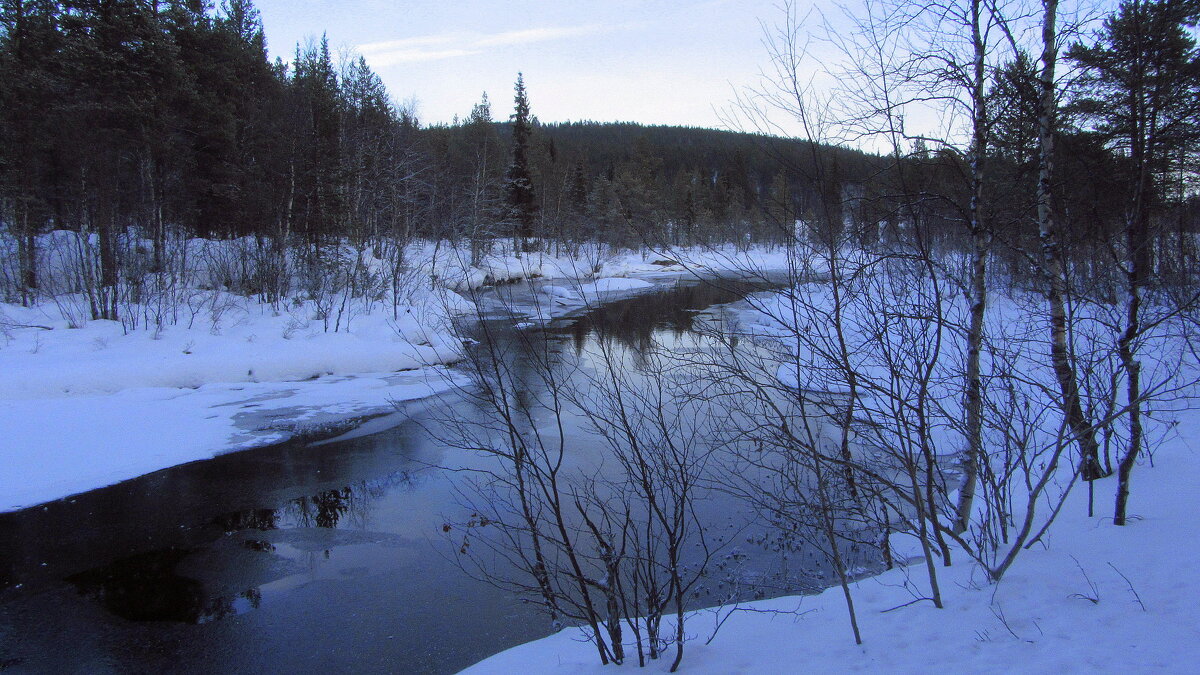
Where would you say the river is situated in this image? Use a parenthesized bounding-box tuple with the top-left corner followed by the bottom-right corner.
(0, 277, 881, 674)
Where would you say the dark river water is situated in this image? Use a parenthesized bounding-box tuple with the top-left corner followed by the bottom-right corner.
(0, 277, 877, 674)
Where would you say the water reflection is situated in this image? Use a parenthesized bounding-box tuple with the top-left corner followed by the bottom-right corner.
(211, 508, 278, 532)
(69, 472, 415, 626)
(212, 470, 417, 534)
(558, 277, 766, 357)
(67, 548, 263, 625)
(439, 276, 885, 626)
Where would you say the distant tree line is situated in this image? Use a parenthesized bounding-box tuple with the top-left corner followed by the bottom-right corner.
(0, 0, 886, 310)
(1, 0, 1197, 310)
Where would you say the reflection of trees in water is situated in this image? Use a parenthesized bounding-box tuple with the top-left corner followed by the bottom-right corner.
(436, 278, 799, 669)
(558, 280, 763, 361)
(292, 487, 353, 529)
(67, 548, 257, 625)
(466, 280, 766, 388)
(209, 471, 415, 533)
(75, 471, 417, 626)
(289, 478, 391, 530)
(211, 508, 279, 532)
(459, 317, 572, 437)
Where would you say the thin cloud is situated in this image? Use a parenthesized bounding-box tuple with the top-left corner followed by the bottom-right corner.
(357, 24, 620, 67)
(358, 34, 466, 54)
(473, 25, 610, 48)
(363, 47, 481, 67)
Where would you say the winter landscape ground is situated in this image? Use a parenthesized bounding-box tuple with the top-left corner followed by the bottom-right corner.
(466, 432, 1200, 673)
(2, 236, 1197, 673)
(460, 251, 1200, 673)
(0, 239, 788, 512)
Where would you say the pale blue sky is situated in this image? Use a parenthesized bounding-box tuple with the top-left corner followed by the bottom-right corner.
(253, 0, 787, 128)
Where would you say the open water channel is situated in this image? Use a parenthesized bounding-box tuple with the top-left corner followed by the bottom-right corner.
(0, 277, 883, 674)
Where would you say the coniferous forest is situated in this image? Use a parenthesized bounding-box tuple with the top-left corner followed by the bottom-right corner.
(1, 1, 1197, 313)
(0, 0, 881, 313)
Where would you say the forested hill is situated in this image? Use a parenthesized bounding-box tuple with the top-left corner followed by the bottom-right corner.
(438, 119, 883, 246)
(533, 121, 877, 193)
(0, 0, 880, 262)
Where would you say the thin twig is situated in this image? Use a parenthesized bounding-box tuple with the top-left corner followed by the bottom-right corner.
(1107, 561, 1147, 611)
(880, 596, 936, 613)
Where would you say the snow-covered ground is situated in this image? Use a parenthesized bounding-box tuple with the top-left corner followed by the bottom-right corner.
(465, 266, 1199, 674)
(6, 235, 1195, 671)
(0, 368, 460, 512)
(0, 283, 470, 512)
(0, 238, 798, 512)
(465, 412, 1200, 673)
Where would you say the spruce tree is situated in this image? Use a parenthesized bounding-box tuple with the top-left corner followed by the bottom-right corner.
(504, 73, 536, 251)
(291, 35, 344, 251)
(0, 0, 63, 303)
(464, 92, 502, 263)
(1069, 0, 1200, 521)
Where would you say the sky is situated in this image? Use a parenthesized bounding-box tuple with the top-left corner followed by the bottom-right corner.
(252, 0, 788, 129)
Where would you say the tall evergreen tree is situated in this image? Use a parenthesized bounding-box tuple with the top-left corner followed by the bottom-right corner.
(1069, 0, 1200, 522)
(1069, 0, 1200, 254)
(291, 35, 343, 251)
(504, 72, 536, 250)
(463, 92, 502, 263)
(58, 0, 181, 319)
(342, 55, 395, 242)
(0, 0, 63, 303)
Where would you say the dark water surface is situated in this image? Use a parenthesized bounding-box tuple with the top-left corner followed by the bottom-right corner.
(0, 277, 817, 674)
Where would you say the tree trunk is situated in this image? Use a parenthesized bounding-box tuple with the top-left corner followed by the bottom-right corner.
(955, 0, 989, 535)
(1036, 0, 1105, 483)
(98, 202, 119, 322)
(1114, 324, 1141, 525)
(16, 202, 38, 306)
(1115, 145, 1151, 525)
(23, 229, 38, 303)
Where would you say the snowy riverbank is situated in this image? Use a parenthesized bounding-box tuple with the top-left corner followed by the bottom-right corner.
(466, 411, 1200, 673)
(0, 240, 796, 512)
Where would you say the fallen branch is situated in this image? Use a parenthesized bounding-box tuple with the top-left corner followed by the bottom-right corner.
(1107, 562, 1147, 611)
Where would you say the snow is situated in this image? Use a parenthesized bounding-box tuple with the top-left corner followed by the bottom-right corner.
(6, 233, 1196, 671)
(426, 240, 802, 292)
(0, 300, 463, 400)
(0, 237, 482, 511)
(464, 415, 1200, 673)
(0, 368, 459, 512)
(529, 277, 657, 315)
(583, 277, 656, 294)
(540, 284, 581, 300)
(0, 283, 470, 512)
(535, 277, 653, 305)
(0, 237, 802, 513)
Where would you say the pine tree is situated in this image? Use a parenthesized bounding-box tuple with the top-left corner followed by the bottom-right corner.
(57, 0, 181, 319)
(1069, 0, 1200, 522)
(291, 35, 344, 251)
(464, 92, 502, 263)
(215, 0, 285, 241)
(504, 73, 536, 251)
(0, 0, 63, 304)
(342, 55, 395, 242)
